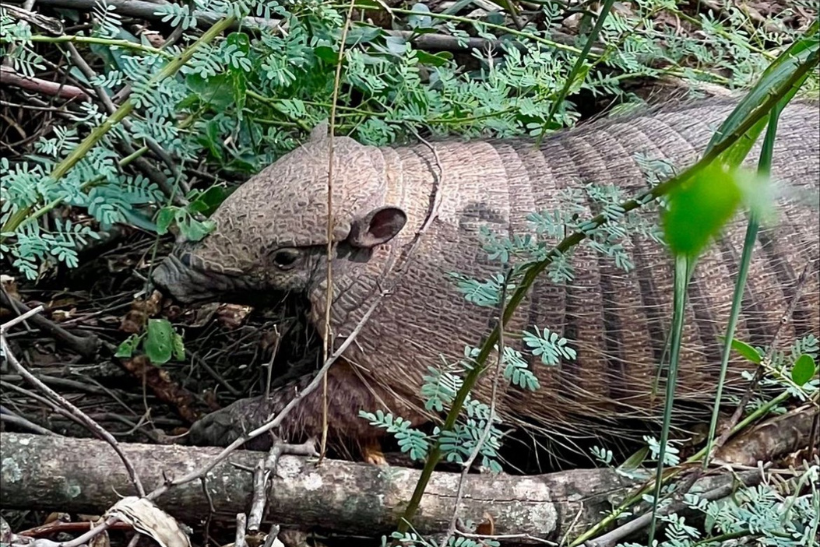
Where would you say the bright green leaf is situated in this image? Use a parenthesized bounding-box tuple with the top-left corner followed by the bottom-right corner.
(792, 354, 817, 386)
(729, 338, 763, 364)
(187, 185, 229, 217)
(415, 50, 452, 67)
(144, 318, 175, 365)
(179, 217, 215, 242)
(349, 0, 383, 8)
(115, 334, 141, 359)
(172, 332, 186, 361)
(156, 207, 177, 235)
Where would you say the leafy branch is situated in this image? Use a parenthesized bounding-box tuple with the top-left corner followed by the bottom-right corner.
(0, 15, 237, 242)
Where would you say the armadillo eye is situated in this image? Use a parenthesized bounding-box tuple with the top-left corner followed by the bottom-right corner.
(272, 248, 300, 270)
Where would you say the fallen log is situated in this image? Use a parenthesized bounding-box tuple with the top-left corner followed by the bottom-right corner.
(0, 432, 639, 542)
(715, 404, 819, 466)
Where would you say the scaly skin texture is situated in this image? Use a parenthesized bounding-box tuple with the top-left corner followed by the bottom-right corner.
(152, 98, 820, 453)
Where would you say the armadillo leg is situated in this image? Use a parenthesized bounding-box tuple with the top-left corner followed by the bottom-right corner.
(185, 360, 418, 460)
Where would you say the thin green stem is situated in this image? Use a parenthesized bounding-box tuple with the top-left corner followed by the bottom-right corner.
(538, 0, 616, 144)
(703, 105, 782, 470)
(319, 0, 359, 464)
(647, 255, 694, 546)
(120, 145, 151, 166)
(28, 35, 173, 59)
(693, 530, 757, 546)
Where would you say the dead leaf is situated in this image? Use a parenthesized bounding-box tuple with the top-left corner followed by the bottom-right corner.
(43, 513, 70, 525)
(186, 302, 220, 328)
(51, 309, 74, 322)
(474, 512, 495, 536)
(1, 275, 20, 300)
(106, 497, 191, 547)
(122, 356, 203, 422)
(107, 255, 138, 274)
(217, 304, 251, 330)
(120, 291, 164, 333)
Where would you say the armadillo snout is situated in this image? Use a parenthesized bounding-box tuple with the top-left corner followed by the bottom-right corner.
(152, 252, 218, 304)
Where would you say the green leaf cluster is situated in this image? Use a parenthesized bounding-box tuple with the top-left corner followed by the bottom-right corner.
(116, 318, 186, 366)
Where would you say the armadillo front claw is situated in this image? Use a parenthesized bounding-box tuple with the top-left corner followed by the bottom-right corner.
(362, 439, 389, 466)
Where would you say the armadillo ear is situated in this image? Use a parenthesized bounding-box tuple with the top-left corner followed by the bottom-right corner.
(348, 206, 407, 248)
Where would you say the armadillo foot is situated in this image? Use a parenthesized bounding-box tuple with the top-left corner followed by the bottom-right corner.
(186, 395, 277, 451)
(362, 439, 388, 466)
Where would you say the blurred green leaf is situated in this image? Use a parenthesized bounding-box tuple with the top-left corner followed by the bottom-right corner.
(188, 186, 230, 217)
(345, 24, 382, 46)
(186, 73, 233, 110)
(195, 119, 226, 163)
(121, 208, 158, 232)
(408, 3, 433, 29)
(385, 35, 408, 56)
(662, 163, 750, 257)
(313, 45, 338, 64)
(178, 215, 215, 242)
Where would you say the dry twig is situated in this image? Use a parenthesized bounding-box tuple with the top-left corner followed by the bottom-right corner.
(0, 66, 90, 102)
(0, 307, 145, 497)
(0, 291, 100, 358)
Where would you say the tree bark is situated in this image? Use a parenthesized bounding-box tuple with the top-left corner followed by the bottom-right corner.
(0, 432, 638, 543)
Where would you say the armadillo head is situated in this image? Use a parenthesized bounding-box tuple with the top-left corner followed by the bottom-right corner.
(151, 123, 407, 312)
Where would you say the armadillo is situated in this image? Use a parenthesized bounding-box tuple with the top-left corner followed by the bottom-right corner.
(152, 98, 820, 456)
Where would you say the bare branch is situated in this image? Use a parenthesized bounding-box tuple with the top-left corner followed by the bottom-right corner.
(1, 312, 144, 497)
